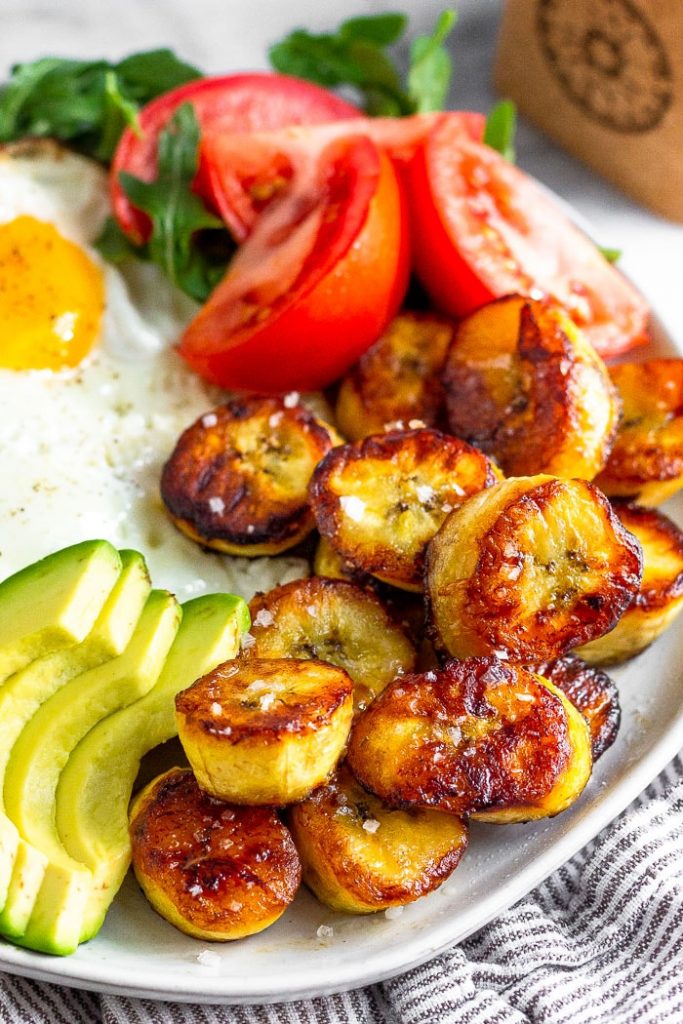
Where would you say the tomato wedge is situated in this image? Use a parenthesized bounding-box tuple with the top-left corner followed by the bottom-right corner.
(407, 115, 649, 358)
(201, 111, 485, 242)
(178, 133, 409, 392)
(112, 73, 360, 243)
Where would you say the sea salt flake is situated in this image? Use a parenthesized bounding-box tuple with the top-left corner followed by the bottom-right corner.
(253, 608, 275, 628)
(442, 502, 454, 514)
(416, 484, 434, 504)
(385, 906, 404, 920)
(425, 671, 437, 682)
(447, 725, 462, 745)
(283, 391, 300, 408)
(316, 924, 334, 940)
(188, 883, 203, 898)
(241, 632, 256, 650)
(196, 950, 221, 970)
(515, 693, 535, 703)
(408, 419, 425, 430)
(229, 900, 243, 912)
(306, 604, 317, 617)
(208, 496, 225, 514)
(269, 411, 284, 427)
(202, 412, 218, 428)
(210, 701, 223, 716)
(259, 693, 275, 711)
(362, 818, 380, 834)
(247, 524, 255, 534)
(339, 495, 365, 522)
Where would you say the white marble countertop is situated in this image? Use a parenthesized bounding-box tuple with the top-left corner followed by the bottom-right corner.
(2, 0, 681, 345)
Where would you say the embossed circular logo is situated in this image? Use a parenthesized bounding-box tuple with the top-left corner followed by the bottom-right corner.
(536, 0, 673, 133)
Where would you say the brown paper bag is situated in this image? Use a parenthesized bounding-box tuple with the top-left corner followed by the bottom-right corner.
(494, 0, 683, 222)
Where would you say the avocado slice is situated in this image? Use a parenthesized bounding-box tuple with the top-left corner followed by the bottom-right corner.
(5, 588, 181, 955)
(0, 549, 151, 938)
(55, 593, 249, 942)
(0, 540, 122, 684)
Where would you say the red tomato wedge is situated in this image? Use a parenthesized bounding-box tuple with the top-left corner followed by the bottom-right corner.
(112, 73, 360, 243)
(178, 133, 409, 392)
(407, 116, 649, 358)
(201, 111, 485, 242)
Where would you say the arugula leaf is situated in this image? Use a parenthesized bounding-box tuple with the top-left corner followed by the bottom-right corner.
(271, 11, 459, 117)
(598, 246, 622, 264)
(114, 103, 234, 302)
(407, 10, 457, 113)
(483, 99, 517, 162)
(0, 49, 201, 162)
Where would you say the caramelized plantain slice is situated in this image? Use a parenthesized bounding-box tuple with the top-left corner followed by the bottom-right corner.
(442, 295, 620, 480)
(426, 474, 643, 662)
(176, 657, 354, 805)
(313, 536, 371, 586)
(161, 394, 338, 556)
(246, 577, 416, 709)
(346, 660, 592, 823)
(129, 768, 301, 941)
(310, 429, 498, 591)
(288, 765, 467, 913)
(577, 502, 683, 665)
(532, 655, 620, 761)
(595, 360, 683, 506)
(336, 312, 455, 440)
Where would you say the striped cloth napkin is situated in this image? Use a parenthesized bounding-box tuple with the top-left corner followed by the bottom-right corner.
(2, 753, 682, 1024)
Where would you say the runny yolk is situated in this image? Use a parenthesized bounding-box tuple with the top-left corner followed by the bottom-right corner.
(0, 215, 104, 371)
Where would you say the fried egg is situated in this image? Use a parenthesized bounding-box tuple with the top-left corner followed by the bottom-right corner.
(0, 142, 307, 598)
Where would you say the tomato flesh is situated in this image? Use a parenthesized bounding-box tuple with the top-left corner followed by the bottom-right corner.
(408, 116, 649, 358)
(178, 137, 409, 392)
(112, 73, 360, 242)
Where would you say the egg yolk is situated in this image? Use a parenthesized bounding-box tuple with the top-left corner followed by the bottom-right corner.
(0, 215, 104, 371)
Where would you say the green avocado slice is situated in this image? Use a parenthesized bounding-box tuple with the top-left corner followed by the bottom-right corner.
(0, 540, 122, 684)
(0, 549, 151, 938)
(5, 588, 181, 955)
(56, 592, 249, 942)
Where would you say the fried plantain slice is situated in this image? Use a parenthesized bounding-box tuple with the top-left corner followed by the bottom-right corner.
(313, 536, 371, 586)
(595, 360, 683, 506)
(532, 655, 620, 761)
(288, 765, 467, 913)
(129, 768, 301, 941)
(442, 295, 620, 480)
(161, 394, 338, 556)
(336, 312, 455, 440)
(176, 657, 354, 805)
(426, 474, 643, 662)
(310, 429, 498, 592)
(246, 577, 416, 710)
(576, 503, 683, 665)
(346, 660, 592, 823)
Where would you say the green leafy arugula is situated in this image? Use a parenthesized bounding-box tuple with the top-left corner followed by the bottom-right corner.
(598, 246, 622, 264)
(484, 99, 517, 162)
(99, 104, 234, 303)
(270, 10, 457, 116)
(0, 49, 201, 162)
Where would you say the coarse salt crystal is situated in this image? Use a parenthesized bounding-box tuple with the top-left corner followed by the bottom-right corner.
(247, 524, 255, 534)
(269, 411, 284, 427)
(442, 502, 454, 514)
(196, 950, 221, 970)
(241, 632, 256, 650)
(408, 419, 425, 430)
(210, 701, 222, 716)
(447, 725, 462, 745)
(208, 496, 225, 514)
(306, 604, 317, 616)
(516, 693, 535, 703)
(283, 391, 300, 408)
(259, 693, 275, 711)
(188, 883, 203, 897)
(202, 412, 218, 428)
(339, 495, 365, 522)
(385, 906, 404, 920)
(253, 608, 275, 628)
(362, 818, 380, 834)
(416, 484, 434, 504)
(425, 671, 437, 682)
(316, 924, 334, 940)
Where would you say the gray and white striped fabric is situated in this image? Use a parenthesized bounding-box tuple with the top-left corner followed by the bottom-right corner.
(2, 754, 682, 1024)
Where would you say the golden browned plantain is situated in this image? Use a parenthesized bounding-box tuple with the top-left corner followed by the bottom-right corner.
(129, 768, 301, 941)
(426, 475, 643, 662)
(442, 295, 620, 480)
(288, 765, 467, 913)
(595, 360, 683, 506)
(246, 577, 416, 710)
(160, 394, 338, 556)
(577, 503, 683, 665)
(313, 536, 371, 586)
(336, 312, 455, 440)
(532, 655, 620, 761)
(310, 429, 498, 591)
(175, 657, 354, 805)
(346, 659, 592, 823)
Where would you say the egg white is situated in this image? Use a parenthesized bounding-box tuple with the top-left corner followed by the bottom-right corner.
(0, 143, 307, 599)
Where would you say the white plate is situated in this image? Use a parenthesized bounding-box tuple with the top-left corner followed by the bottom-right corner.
(1, 5, 683, 1007)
